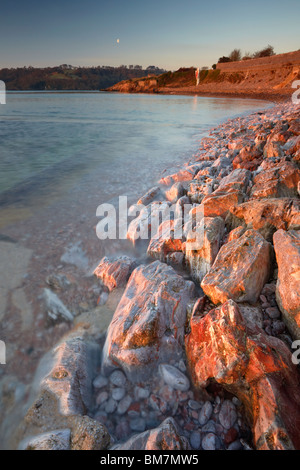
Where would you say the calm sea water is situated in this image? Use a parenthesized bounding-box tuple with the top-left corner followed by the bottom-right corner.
(0, 92, 270, 211)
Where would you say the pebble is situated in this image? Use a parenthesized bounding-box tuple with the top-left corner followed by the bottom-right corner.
(266, 307, 281, 319)
(219, 400, 237, 430)
(188, 400, 202, 411)
(114, 419, 131, 441)
(117, 395, 132, 415)
(202, 433, 220, 451)
(129, 417, 146, 433)
(272, 320, 286, 335)
(127, 409, 140, 419)
(134, 386, 150, 400)
(93, 375, 109, 389)
(228, 440, 243, 450)
(198, 401, 213, 426)
(190, 431, 201, 449)
(105, 398, 117, 414)
(109, 370, 127, 387)
(112, 387, 126, 401)
(201, 420, 216, 434)
(159, 364, 190, 391)
(96, 391, 108, 406)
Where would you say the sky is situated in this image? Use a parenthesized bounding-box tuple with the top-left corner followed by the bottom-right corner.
(0, 0, 299, 71)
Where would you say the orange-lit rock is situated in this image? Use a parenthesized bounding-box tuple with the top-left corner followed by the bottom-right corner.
(217, 168, 252, 192)
(185, 300, 300, 450)
(201, 168, 251, 219)
(165, 182, 185, 204)
(101, 261, 196, 382)
(251, 161, 300, 199)
(185, 216, 224, 283)
(94, 256, 136, 291)
(232, 144, 263, 171)
(127, 201, 171, 245)
(202, 188, 243, 219)
(147, 220, 183, 262)
(273, 229, 300, 339)
(230, 197, 300, 241)
(201, 229, 271, 305)
(227, 225, 245, 242)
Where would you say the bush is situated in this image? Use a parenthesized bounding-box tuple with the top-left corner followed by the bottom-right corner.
(229, 49, 242, 62)
(252, 45, 275, 59)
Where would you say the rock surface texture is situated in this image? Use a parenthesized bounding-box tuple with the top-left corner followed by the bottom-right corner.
(101, 261, 196, 381)
(16, 101, 300, 451)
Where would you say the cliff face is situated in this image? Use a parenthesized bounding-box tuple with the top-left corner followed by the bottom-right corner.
(106, 50, 300, 100)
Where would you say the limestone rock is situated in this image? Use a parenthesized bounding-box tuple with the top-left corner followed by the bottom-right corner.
(230, 198, 300, 241)
(274, 229, 300, 339)
(232, 144, 263, 171)
(137, 186, 163, 205)
(94, 256, 136, 291)
(147, 220, 183, 262)
(185, 300, 300, 450)
(127, 201, 171, 245)
(251, 161, 300, 199)
(201, 229, 271, 305)
(165, 182, 185, 203)
(71, 415, 111, 450)
(111, 417, 189, 450)
(20, 429, 71, 450)
(185, 216, 224, 283)
(101, 261, 196, 382)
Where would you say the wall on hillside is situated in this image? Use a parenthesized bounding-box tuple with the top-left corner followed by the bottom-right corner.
(217, 50, 300, 73)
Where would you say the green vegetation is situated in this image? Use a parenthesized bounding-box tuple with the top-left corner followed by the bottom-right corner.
(0, 65, 166, 91)
(218, 45, 275, 64)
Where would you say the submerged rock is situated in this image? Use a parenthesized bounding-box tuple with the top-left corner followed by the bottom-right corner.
(43, 288, 74, 323)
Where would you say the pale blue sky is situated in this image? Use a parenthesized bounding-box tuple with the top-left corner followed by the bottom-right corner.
(0, 0, 299, 70)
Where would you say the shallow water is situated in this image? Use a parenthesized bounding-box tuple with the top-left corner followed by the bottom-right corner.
(0, 91, 270, 448)
(0, 92, 269, 207)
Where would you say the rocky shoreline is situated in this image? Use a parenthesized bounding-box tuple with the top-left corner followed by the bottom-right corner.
(15, 99, 300, 451)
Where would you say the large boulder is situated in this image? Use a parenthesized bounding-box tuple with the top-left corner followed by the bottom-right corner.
(273, 229, 300, 339)
(185, 216, 224, 283)
(251, 161, 300, 199)
(127, 201, 171, 245)
(147, 220, 183, 262)
(201, 168, 251, 219)
(185, 300, 300, 450)
(101, 261, 196, 382)
(16, 333, 111, 450)
(202, 188, 244, 219)
(201, 229, 271, 305)
(111, 417, 189, 450)
(229, 198, 300, 241)
(232, 144, 263, 171)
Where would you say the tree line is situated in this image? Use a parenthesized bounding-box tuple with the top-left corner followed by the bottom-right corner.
(0, 64, 166, 91)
